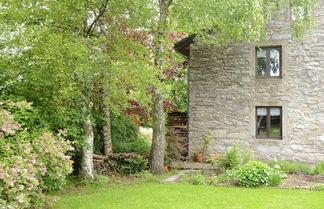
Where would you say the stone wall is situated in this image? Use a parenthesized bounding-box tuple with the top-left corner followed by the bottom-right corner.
(188, 2, 324, 164)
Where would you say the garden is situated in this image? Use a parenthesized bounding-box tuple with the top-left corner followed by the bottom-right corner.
(1, 1, 323, 209)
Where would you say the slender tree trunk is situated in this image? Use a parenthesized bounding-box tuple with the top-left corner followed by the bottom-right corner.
(150, 0, 172, 175)
(150, 87, 165, 175)
(101, 67, 113, 155)
(102, 101, 113, 155)
(79, 103, 95, 181)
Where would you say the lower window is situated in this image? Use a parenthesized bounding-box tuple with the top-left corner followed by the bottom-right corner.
(256, 107, 282, 139)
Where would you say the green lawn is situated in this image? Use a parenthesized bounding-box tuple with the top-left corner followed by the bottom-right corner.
(51, 182, 324, 209)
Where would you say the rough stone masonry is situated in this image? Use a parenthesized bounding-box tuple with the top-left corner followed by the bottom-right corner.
(187, 2, 324, 164)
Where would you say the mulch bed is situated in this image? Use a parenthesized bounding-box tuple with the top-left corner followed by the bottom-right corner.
(277, 174, 324, 189)
(168, 171, 324, 190)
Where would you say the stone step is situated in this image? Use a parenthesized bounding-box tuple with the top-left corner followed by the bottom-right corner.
(164, 170, 199, 183)
(171, 161, 217, 170)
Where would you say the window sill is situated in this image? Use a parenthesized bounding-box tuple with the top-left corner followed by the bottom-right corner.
(255, 76, 282, 79)
(256, 136, 282, 140)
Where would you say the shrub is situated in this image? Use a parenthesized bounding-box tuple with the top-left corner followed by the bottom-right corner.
(185, 173, 206, 185)
(0, 100, 73, 208)
(270, 161, 312, 175)
(208, 174, 219, 185)
(237, 161, 273, 187)
(120, 156, 148, 175)
(269, 174, 282, 186)
(93, 113, 150, 155)
(313, 161, 324, 175)
(208, 170, 237, 185)
(218, 144, 253, 170)
(113, 137, 150, 155)
(181, 172, 206, 185)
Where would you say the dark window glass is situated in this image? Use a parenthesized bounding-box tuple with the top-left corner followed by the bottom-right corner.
(257, 50, 266, 76)
(257, 108, 267, 136)
(256, 47, 281, 77)
(256, 107, 282, 139)
(270, 108, 281, 137)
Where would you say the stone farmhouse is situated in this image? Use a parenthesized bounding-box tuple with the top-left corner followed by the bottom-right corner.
(174, 2, 324, 164)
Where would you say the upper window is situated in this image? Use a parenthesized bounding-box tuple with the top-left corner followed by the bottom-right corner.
(256, 46, 282, 78)
(256, 107, 282, 139)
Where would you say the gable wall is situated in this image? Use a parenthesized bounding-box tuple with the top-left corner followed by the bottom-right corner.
(188, 2, 324, 163)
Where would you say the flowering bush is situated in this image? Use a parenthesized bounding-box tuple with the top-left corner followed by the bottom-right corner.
(0, 100, 74, 208)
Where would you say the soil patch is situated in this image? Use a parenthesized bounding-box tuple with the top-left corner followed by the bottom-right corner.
(277, 174, 324, 189)
(168, 172, 324, 190)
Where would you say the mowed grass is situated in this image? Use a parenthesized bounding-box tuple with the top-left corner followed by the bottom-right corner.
(51, 182, 324, 209)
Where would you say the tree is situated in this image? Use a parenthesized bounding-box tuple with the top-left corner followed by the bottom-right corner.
(0, 0, 156, 180)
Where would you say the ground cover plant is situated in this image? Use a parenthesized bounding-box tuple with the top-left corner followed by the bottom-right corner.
(50, 180, 324, 209)
(270, 160, 313, 175)
(314, 161, 324, 175)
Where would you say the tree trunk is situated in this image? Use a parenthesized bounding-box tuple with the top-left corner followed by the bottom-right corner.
(79, 103, 95, 181)
(149, 0, 172, 175)
(102, 102, 113, 155)
(150, 87, 165, 175)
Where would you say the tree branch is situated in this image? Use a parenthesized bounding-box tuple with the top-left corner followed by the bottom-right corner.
(85, 0, 109, 37)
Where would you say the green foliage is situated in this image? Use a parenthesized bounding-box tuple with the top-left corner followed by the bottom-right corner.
(171, 0, 316, 45)
(237, 161, 273, 188)
(111, 114, 139, 142)
(202, 131, 212, 154)
(182, 172, 206, 185)
(0, 0, 156, 176)
(132, 170, 153, 178)
(113, 138, 150, 155)
(269, 174, 282, 186)
(270, 161, 312, 175)
(132, 171, 162, 183)
(313, 161, 324, 175)
(217, 144, 253, 170)
(111, 114, 150, 155)
(190, 173, 206, 185)
(311, 184, 324, 191)
(94, 113, 150, 155)
(0, 100, 73, 208)
(120, 156, 148, 176)
(208, 174, 219, 185)
(168, 68, 188, 112)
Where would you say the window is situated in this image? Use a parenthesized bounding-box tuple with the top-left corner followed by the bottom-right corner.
(256, 47, 282, 77)
(256, 107, 282, 139)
